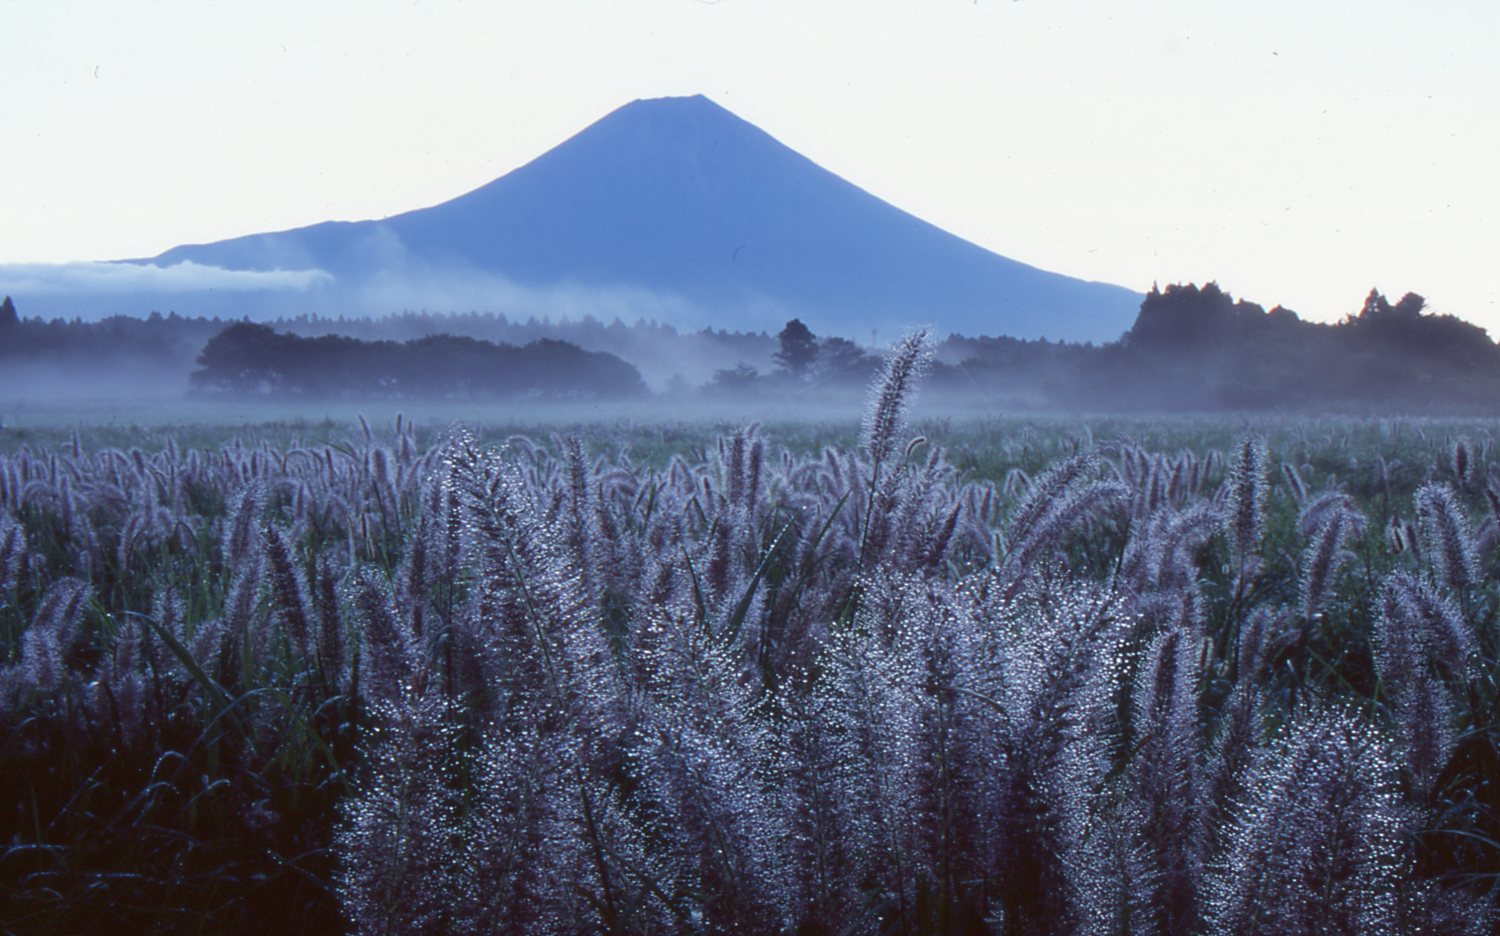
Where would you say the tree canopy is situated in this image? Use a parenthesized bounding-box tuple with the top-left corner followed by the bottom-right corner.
(191, 323, 648, 399)
(774, 318, 819, 378)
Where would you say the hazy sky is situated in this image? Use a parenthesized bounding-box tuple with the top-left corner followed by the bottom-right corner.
(4, 1, 1497, 329)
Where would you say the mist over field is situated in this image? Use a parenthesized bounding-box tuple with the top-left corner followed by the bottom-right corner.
(5, 277, 1500, 423)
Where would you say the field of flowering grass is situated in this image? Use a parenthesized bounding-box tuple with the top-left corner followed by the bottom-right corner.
(4, 337, 1500, 933)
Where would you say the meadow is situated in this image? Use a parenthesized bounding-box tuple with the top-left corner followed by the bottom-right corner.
(3, 336, 1500, 933)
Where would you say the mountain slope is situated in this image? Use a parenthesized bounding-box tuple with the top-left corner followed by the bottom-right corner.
(149, 94, 1139, 341)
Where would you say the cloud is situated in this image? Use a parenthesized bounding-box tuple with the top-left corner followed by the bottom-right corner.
(0, 255, 786, 334)
(0, 260, 332, 294)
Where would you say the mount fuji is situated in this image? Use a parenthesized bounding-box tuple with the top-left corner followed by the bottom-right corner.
(42, 95, 1144, 341)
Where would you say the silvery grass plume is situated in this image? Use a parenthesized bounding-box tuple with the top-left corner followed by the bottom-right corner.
(221, 483, 264, 572)
(148, 586, 191, 679)
(353, 568, 423, 708)
(780, 674, 858, 930)
(1203, 707, 1409, 934)
(980, 580, 1128, 934)
(1380, 567, 1476, 684)
(262, 522, 314, 664)
(809, 574, 926, 931)
(855, 328, 933, 577)
(1374, 571, 1475, 800)
(86, 616, 148, 747)
(1413, 482, 1479, 596)
(459, 437, 629, 728)
(0, 511, 24, 601)
(841, 572, 996, 931)
(19, 576, 90, 693)
(862, 327, 933, 478)
(346, 434, 658, 933)
(1119, 501, 1222, 594)
(1124, 623, 1205, 935)
(900, 578, 1006, 931)
(1120, 447, 1207, 516)
(629, 592, 789, 929)
(1297, 491, 1356, 538)
(1233, 605, 1293, 689)
(1223, 433, 1268, 578)
(462, 731, 673, 933)
(312, 554, 349, 691)
(998, 454, 1129, 599)
(218, 548, 265, 694)
(865, 442, 968, 574)
(1451, 436, 1472, 488)
(338, 688, 463, 936)
(1202, 682, 1264, 855)
(718, 423, 765, 514)
(560, 436, 593, 554)
(1299, 502, 1364, 621)
(1485, 482, 1500, 535)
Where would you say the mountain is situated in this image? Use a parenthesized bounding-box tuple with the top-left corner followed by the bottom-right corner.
(76, 96, 1145, 341)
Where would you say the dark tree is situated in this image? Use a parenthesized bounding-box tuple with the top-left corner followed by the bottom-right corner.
(189, 322, 648, 399)
(707, 363, 762, 395)
(0, 296, 16, 328)
(774, 319, 818, 378)
(192, 322, 287, 393)
(814, 336, 876, 384)
(1393, 291, 1426, 317)
(1358, 288, 1394, 320)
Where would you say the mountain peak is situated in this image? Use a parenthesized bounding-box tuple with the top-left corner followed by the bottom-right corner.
(568, 92, 764, 152)
(617, 93, 733, 115)
(625, 93, 717, 108)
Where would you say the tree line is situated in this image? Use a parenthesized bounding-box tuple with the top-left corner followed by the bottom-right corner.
(4, 285, 1500, 410)
(742, 286, 1500, 412)
(190, 323, 648, 399)
(1061, 283, 1500, 411)
(742, 285, 1500, 413)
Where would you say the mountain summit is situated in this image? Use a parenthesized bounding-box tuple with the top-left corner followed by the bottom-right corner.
(145, 94, 1139, 340)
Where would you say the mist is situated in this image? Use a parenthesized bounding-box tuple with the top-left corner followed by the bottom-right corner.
(0, 255, 794, 344)
(0, 356, 198, 407)
(4, 281, 1499, 416)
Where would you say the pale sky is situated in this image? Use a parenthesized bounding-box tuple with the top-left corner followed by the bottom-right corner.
(3, 0, 1497, 329)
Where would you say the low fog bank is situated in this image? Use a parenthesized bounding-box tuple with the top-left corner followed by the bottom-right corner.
(0, 296, 776, 402)
(0, 360, 192, 405)
(261, 312, 779, 391)
(3, 283, 1499, 416)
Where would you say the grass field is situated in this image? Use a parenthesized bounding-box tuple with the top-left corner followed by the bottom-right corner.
(4, 356, 1500, 933)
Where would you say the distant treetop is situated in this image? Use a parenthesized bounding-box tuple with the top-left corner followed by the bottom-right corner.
(190, 322, 648, 400)
(774, 319, 819, 378)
